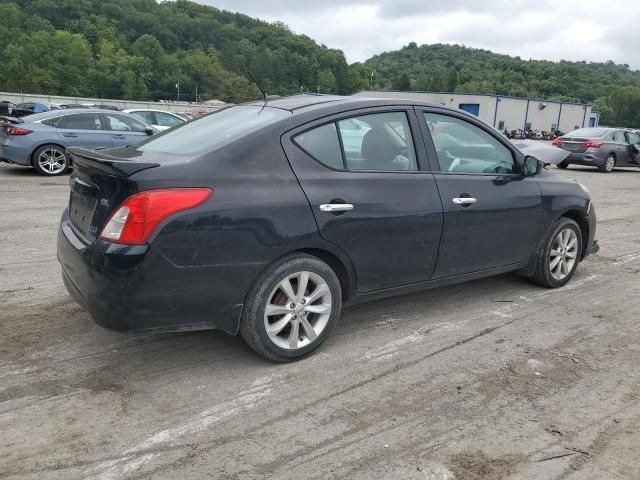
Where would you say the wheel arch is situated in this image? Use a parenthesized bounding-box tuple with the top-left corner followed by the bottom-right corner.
(293, 247, 356, 302)
(560, 209, 589, 260)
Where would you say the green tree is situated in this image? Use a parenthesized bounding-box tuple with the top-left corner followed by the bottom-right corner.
(317, 69, 336, 93)
(392, 72, 411, 90)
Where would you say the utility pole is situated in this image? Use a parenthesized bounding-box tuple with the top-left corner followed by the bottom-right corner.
(195, 84, 198, 103)
(176, 81, 180, 102)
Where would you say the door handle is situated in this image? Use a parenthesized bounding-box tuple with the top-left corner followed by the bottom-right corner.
(452, 197, 477, 205)
(319, 203, 354, 213)
(62, 133, 78, 137)
(112, 134, 126, 139)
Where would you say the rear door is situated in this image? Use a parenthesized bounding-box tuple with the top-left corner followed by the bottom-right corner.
(55, 113, 113, 148)
(282, 108, 443, 293)
(417, 109, 542, 278)
(103, 113, 150, 147)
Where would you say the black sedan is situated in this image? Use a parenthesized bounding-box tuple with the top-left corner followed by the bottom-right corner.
(57, 95, 597, 361)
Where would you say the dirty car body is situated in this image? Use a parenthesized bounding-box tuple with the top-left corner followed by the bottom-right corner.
(57, 95, 597, 359)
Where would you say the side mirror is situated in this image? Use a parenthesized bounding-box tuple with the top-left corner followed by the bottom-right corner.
(144, 127, 155, 136)
(523, 155, 544, 175)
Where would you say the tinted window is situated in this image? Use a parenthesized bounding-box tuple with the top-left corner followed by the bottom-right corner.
(338, 112, 417, 171)
(130, 111, 155, 124)
(105, 114, 147, 132)
(424, 112, 515, 174)
(137, 106, 289, 155)
(294, 123, 343, 169)
(154, 111, 184, 127)
(627, 132, 640, 145)
(58, 113, 104, 130)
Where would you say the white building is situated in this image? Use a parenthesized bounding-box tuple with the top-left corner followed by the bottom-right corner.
(353, 91, 599, 133)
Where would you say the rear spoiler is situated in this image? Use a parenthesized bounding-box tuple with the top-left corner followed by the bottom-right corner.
(68, 147, 160, 177)
(0, 116, 23, 124)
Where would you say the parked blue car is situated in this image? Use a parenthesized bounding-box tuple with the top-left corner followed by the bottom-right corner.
(0, 109, 157, 175)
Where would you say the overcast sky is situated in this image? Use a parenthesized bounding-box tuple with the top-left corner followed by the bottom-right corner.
(196, 0, 639, 69)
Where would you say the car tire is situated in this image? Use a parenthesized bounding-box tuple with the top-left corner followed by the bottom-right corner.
(599, 154, 616, 173)
(32, 144, 70, 176)
(557, 161, 568, 169)
(529, 217, 583, 288)
(240, 253, 342, 362)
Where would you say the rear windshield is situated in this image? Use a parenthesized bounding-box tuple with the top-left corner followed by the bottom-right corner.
(566, 128, 609, 138)
(136, 106, 290, 155)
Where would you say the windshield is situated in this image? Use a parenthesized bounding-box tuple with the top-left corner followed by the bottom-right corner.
(136, 106, 290, 155)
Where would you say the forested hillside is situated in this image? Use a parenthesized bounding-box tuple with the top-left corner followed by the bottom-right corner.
(0, 0, 353, 102)
(361, 43, 640, 127)
(1, 1, 639, 126)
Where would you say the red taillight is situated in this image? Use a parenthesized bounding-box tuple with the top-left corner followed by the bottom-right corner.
(98, 188, 213, 245)
(552, 138, 562, 147)
(2, 125, 32, 135)
(582, 140, 603, 149)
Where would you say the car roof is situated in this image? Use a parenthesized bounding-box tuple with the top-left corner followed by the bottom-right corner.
(124, 108, 181, 113)
(245, 93, 462, 115)
(21, 109, 146, 123)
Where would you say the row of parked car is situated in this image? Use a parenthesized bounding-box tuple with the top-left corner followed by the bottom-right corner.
(0, 101, 208, 175)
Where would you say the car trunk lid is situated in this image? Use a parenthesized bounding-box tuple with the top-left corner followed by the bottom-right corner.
(559, 137, 591, 153)
(67, 147, 159, 242)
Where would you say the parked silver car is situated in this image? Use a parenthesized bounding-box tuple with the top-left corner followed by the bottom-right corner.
(553, 127, 640, 172)
(0, 109, 156, 175)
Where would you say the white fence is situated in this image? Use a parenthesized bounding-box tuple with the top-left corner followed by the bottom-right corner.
(0, 91, 227, 113)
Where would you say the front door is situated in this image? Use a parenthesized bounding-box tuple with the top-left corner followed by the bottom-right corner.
(282, 109, 443, 293)
(419, 110, 542, 278)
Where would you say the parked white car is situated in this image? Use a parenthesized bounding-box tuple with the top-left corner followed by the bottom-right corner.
(123, 109, 188, 131)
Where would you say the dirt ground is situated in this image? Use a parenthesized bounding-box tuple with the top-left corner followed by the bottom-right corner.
(1, 162, 639, 480)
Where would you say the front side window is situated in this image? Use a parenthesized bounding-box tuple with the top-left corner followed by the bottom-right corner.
(105, 114, 147, 132)
(130, 111, 155, 125)
(294, 111, 418, 172)
(154, 112, 184, 127)
(424, 112, 516, 174)
(627, 132, 640, 145)
(58, 113, 104, 130)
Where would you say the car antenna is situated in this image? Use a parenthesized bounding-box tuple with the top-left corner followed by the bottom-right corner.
(244, 67, 267, 103)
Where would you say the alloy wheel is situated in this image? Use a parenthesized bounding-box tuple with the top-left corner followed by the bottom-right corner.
(38, 148, 67, 175)
(605, 156, 615, 172)
(263, 271, 332, 350)
(549, 228, 578, 281)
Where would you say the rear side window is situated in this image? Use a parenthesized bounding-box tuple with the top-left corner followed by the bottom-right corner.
(294, 123, 343, 169)
(137, 106, 289, 155)
(294, 111, 418, 172)
(58, 113, 104, 130)
(613, 131, 626, 143)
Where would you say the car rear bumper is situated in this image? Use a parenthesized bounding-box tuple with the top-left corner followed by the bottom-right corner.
(564, 151, 605, 167)
(57, 209, 243, 334)
(0, 143, 32, 165)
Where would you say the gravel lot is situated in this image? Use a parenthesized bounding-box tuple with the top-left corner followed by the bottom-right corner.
(1, 162, 639, 480)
